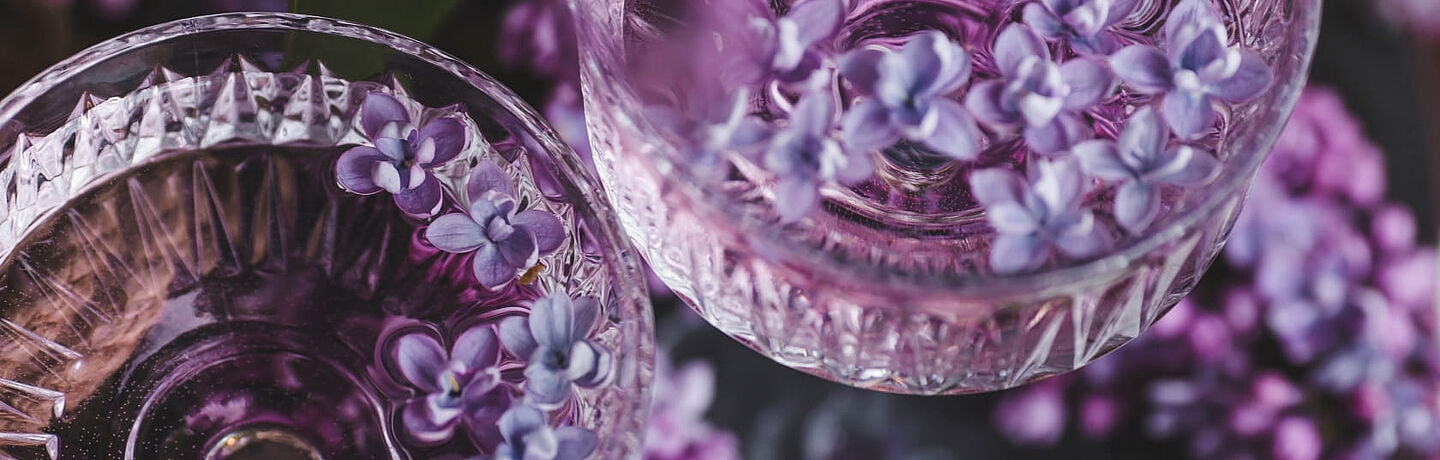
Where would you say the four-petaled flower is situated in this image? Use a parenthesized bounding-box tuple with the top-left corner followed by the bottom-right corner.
(495, 404, 598, 460)
(1109, 0, 1273, 138)
(500, 293, 613, 407)
(723, 0, 846, 85)
(391, 325, 511, 445)
(763, 89, 873, 221)
(966, 24, 1116, 154)
(1073, 106, 1221, 233)
(1023, 0, 1139, 54)
(336, 92, 467, 216)
(840, 30, 984, 161)
(426, 160, 567, 289)
(970, 157, 1112, 274)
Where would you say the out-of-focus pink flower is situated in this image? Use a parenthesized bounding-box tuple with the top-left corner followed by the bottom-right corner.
(644, 355, 741, 460)
(994, 379, 1067, 446)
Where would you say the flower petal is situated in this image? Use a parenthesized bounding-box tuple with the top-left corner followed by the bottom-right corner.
(988, 202, 1041, 234)
(1024, 114, 1089, 155)
(1176, 29, 1229, 73)
(467, 159, 517, 200)
(1164, 0, 1224, 44)
(1207, 51, 1272, 103)
(1107, 0, 1140, 25)
(555, 427, 600, 460)
(1118, 106, 1169, 166)
(569, 296, 601, 339)
(787, 0, 844, 47)
(1073, 140, 1133, 180)
(564, 340, 599, 383)
(1023, 3, 1066, 40)
(1150, 145, 1222, 186)
(1162, 91, 1216, 138)
(841, 99, 902, 153)
(994, 24, 1051, 77)
(498, 404, 548, 445)
(524, 362, 573, 406)
(1115, 180, 1160, 233)
(361, 92, 411, 140)
(335, 146, 388, 195)
(834, 147, 876, 185)
(990, 233, 1047, 274)
(513, 210, 567, 254)
(839, 48, 885, 95)
(393, 174, 443, 216)
(373, 161, 403, 194)
(496, 226, 539, 271)
(529, 293, 576, 350)
(451, 325, 500, 370)
(426, 213, 488, 253)
(969, 168, 1026, 206)
(1054, 211, 1111, 257)
(415, 118, 466, 166)
(402, 398, 460, 445)
(396, 333, 447, 393)
(775, 175, 821, 222)
(921, 98, 984, 161)
(965, 79, 1022, 128)
(472, 244, 518, 289)
(1110, 45, 1174, 93)
(791, 90, 836, 136)
(1060, 58, 1116, 110)
(499, 316, 539, 359)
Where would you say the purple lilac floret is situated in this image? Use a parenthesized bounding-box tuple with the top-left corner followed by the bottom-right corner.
(495, 404, 598, 460)
(644, 355, 741, 460)
(647, 86, 771, 172)
(720, 0, 846, 85)
(992, 86, 1440, 459)
(839, 30, 983, 161)
(763, 89, 873, 221)
(499, 292, 613, 408)
(970, 157, 1111, 274)
(1074, 106, 1220, 232)
(336, 92, 467, 216)
(1023, 0, 1139, 54)
(426, 160, 566, 289)
(389, 325, 511, 445)
(966, 24, 1115, 154)
(1109, 0, 1272, 138)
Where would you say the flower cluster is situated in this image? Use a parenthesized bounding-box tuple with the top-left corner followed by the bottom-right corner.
(644, 354, 741, 460)
(992, 86, 1440, 460)
(652, 0, 1270, 274)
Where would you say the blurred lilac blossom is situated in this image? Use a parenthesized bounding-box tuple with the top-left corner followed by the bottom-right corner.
(1109, 0, 1272, 138)
(970, 157, 1111, 274)
(966, 24, 1114, 154)
(499, 293, 613, 408)
(644, 356, 740, 460)
(1074, 106, 1220, 232)
(717, 0, 847, 85)
(1023, 0, 1140, 54)
(426, 160, 566, 289)
(764, 89, 872, 221)
(840, 30, 983, 160)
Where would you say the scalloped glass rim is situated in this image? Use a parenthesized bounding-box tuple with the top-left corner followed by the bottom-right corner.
(0, 11, 654, 456)
(570, 0, 1323, 297)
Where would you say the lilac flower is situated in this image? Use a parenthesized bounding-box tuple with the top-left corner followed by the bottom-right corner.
(1109, 0, 1272, 138)
(721, 0, 846, 85)
(495, 404, 598, 460)
(1073, 106, 1220, 232)
(499, 293, 612, 407)
(644, 357, 740, 460)
(839, 30, 984, 160)
(390, 326, 510, 445)
(762, 90, 873, 221)
(1023, 0, 1139, 54)
(966, 24, 1116, 154)
(970, 157, 1111, 274)
(336, 92, 467, 216)
(647, 86, 770, 173)
(426, 160, 566, 289)
(994, 379, 1066, 446)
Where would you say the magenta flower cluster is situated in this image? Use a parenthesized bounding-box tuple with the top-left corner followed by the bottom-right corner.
(992, 86, 1440, 460)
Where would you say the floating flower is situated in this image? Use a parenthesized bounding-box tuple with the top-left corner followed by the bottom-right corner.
(719, 0, 846, 85)
(840, 30, 983, 161)
(762, 89, 873, 221)
(1109, 0, 1272, 138)
(336, 92, 467, 216)
(1023, 0, 1139, 54)
(389, 325, 511, 445)
(499, 293, 613, 407)
(1073, 106, 1220, 232)
(646, 86, 771, 173)
(966, 24, 1115, 154)
(426, 160, 566, 289)
(495, 404, 598, 460)
(970, 157, 1111, 274)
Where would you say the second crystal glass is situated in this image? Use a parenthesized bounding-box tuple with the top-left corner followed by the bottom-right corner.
(573, 0, 1322, 394)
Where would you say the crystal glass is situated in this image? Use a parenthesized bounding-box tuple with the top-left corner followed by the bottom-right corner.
(0, 13, 651, 459)
(572, 0, 1321, 394)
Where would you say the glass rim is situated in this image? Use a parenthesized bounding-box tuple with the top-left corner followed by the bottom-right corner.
(571, 0, 1325, 297)
(0, 10, 654, 454)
